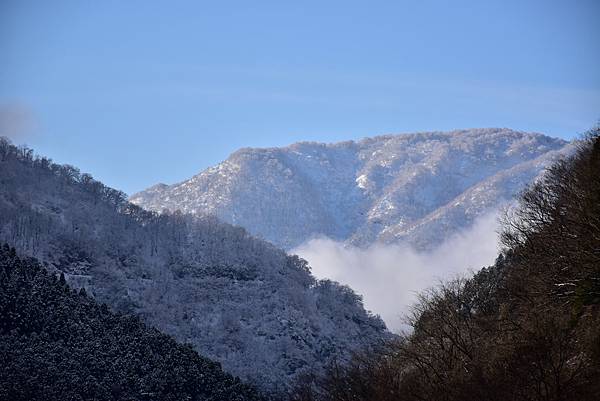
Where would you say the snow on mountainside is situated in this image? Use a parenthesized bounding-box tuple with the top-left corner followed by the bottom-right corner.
(131, 128, 570, 250)
(0, 138, 389, 395)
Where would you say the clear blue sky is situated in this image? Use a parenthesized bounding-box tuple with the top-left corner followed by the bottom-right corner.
(1, 0, 599, 194)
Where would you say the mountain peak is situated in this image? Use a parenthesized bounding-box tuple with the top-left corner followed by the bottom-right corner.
(130, 128, 569, 250)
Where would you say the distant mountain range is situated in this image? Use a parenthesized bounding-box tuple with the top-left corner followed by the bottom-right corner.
(131, 128, 571, 250)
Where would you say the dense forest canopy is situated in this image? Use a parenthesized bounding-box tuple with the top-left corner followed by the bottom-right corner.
(0, 244, 262, 401)
(293, 128, 600, 401)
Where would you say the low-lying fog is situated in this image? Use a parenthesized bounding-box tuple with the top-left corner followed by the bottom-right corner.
(293, 212, 501, 333)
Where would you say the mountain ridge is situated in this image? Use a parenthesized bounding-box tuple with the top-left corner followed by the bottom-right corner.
(131, 128, 570, 250)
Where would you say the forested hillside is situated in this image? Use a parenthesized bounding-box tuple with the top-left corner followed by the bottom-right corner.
(293, 129, 600, 401)
(0, 137, 389, 395)
(0, 245, 261, 401)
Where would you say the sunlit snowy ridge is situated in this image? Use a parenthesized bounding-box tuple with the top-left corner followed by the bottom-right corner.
(131, 128, 571, 251)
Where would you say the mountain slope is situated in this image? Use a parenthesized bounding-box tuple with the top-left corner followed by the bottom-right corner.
(0, 138, 389, 395)
(0, 245, 262, 401)
(131, 128, 569, 250)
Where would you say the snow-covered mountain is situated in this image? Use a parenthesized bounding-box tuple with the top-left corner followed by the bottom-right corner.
(0, 138, 389, 395)
(131, 128, 570, 250)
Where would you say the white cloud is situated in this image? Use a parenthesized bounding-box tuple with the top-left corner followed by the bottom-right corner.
(292, 212, 500, 333)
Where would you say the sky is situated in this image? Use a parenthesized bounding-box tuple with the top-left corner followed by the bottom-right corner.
(1, 0, 599, 194)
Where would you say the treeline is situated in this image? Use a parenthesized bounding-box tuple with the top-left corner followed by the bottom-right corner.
(293, 128, 600, 401)
(0, 137, 129, 208)
(0, 244, 262, 401)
